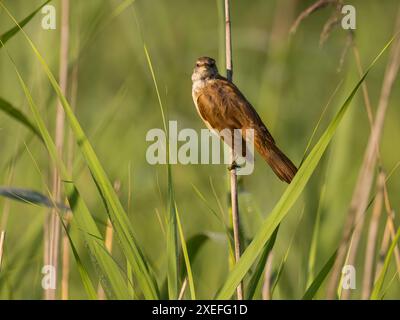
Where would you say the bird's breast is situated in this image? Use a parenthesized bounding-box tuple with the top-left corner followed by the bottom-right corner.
(192, 79, 215, 131)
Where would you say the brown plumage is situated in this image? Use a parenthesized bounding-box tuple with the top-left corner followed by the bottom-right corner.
(191, 57, 297, 183)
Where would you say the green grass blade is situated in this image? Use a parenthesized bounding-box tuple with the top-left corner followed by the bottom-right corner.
(215, 37, 394, 300)
(60, 218, 98, 299)
(3, 47, 133, 300)
(0, 187, 68, 210)
(307, 183, 326, 286)
(167, 168, 178, 299)
(161, 233, 209, 299)
(0, 0, 51, 49)
(23, 144, 98, 299)
(271, 208, 304, 297)
(302, 250, 337, 300)
(143, 44, 178, 299)
(0, 97, 42, 140)
(0, 3, 159, 299)
(246, 225, 279, 300)
(370, 226, 400, 300)
(175, 204, 196, 300)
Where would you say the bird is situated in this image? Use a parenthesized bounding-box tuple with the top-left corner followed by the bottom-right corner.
(191, 56, 297, 183)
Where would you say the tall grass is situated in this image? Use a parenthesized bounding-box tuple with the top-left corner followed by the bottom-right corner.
(0, 0, 399, 300)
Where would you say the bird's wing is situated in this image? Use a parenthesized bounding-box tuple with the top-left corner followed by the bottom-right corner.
(196, 77, 297, 183)
(196, 77, 275, 145)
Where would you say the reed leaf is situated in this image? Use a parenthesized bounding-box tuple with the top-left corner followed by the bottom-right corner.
(0, 3, 159, 299)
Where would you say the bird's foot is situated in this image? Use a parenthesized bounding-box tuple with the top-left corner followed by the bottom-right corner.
(228, 162, 241, 171)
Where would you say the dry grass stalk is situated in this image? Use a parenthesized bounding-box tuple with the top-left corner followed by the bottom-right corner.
(61, 57, 80, 300)
(224, 0, 243, 300)
(262, 252, 274, 300)
(375, 182, 400, 278)
(326, 17, 400, 299)
(361, 171, 385, 299)
(289, 0, 337, 35)
(352, 33, 400, 291)
(45, 0, 70, 300)
(178, 277, 188, 300)
(353, 44, 374, 127)
(319, 1, 343, 46)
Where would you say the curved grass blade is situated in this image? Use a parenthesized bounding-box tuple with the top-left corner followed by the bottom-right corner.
(370, 226, 400, 300)
(270, 208, 305, 297)
(0, 3, 159, 299)
(307, 182, 327, 286)
(2, 46, 133, 300)
(0, 187, 69, 210)
(216, 37, 395, 300)
(246, 225, 279, 300)
(0, 0, 51, 49)
(143, 45, 177, 299)
(22, 143, 99, 299)
(161, 233, 210, 299)
(59, 215, 98, 299)
(0, 98, 42, 140)
(302, 250, 337, 300)
(175, 204, 196, 300)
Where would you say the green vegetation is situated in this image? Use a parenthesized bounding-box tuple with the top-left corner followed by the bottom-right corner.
(0, 0, 399, 300)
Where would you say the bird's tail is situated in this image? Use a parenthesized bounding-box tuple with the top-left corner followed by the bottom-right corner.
(257, 141, 297, 184)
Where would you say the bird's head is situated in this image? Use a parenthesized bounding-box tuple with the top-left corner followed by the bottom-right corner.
(192, 57, 218, 82)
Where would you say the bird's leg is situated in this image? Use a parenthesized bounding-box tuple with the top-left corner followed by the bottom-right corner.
(228, 161, 240, 171)
(228, 150, 243, 171)
(228, 131, 242, 171)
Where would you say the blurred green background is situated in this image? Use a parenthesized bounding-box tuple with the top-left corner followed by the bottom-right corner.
(0, 0, 399, 299)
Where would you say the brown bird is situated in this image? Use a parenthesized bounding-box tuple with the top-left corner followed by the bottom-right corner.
(191, 56, 297, 183)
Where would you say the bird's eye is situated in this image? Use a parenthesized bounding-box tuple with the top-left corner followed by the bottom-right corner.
(196, 63, 200, 67)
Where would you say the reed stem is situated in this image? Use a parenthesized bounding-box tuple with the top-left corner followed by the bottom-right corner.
(224, 0, 243, 300)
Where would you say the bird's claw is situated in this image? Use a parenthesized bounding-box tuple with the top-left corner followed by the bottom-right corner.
(228, 162, 241, 171)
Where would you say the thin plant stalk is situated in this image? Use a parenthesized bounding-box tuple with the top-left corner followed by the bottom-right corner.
(375, 219, 392, 279)
(46, 0, 70, 300)
(382, 183, 400, 272)
(178, 278, 188, 300)
(224, 0, 243, 300)
(375, 182, 400, 279)
(262, 252, 274, 300)
(362, 171, 385, 299)
(351, 34, 400, 290)
(326, 19, 400, 299)
(61, 40, 80, 301)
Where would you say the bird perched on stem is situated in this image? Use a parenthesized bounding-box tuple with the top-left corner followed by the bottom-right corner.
(191, 56, 297, 183)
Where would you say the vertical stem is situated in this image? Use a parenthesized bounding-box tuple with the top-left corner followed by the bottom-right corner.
(361, 171, 385, 299)
(224, 0, 243, 300)
(262, 252, 274, 300)
(46, 0, 70, 300)
(61, 39, 79, 302)
(225, 0, 233, 81)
